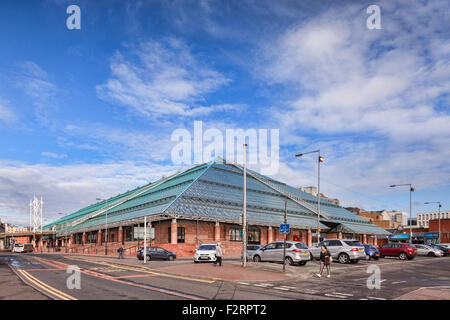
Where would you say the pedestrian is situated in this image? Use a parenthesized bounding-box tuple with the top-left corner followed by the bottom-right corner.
(214, 242, 223, 267)
(316, 244, 332, 278)
(118, 246, 124, 259)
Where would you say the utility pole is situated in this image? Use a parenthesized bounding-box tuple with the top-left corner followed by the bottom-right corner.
(144, 216, 147, 264)
(242, 143, 248, 268)
(283, 199, 287, 273)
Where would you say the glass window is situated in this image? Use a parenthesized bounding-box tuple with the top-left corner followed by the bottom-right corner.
(344, 240, 361, 246)
(295, 243, 308, 249)
(264, 243, 277, 250)
(248, 228, 261, 244)
(328, 240, 342, 246)
(198, 244, 216, 251)
(177, 227, 185, 243)
(229, 228, 242, 241)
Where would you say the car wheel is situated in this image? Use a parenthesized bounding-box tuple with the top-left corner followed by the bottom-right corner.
(373, 257, 379, 261)
(399, 252, 407, 260)
(168, 256, 174, 261)
(285, 257, 294, 266)
(253, 255, 261, 262)
(146, 255, 151, 261)
(380, 254, 385, 258)
(298, 261, 307, 266)
(338, 253, 350, 264)
(194, 260, 199, 263)
(427, 252, 434, 257)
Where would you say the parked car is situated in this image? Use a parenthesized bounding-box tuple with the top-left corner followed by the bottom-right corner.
(429, 244, 450, 256)
(413, 244, 443, 257)
(252, 241, 311, 266)
(12, 243, 34, 253)
(309, 239, 366, 264)
(137, 246, 176, 261)
(378, 243, 417, 260)
(363, 244, 380, 260)
(242, 244, 263, 261)
(194, 244, 217, 263)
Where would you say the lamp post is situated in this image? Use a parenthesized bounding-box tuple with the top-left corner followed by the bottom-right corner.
(424, 201, 442, 244)
(96, 198, 109, 256)
(389, 184, 414, 243)
(242, 143, 248, 268)
(296, 150, 324, 244)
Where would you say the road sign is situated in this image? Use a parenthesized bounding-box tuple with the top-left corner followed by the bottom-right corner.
(134, 227, 155, 240)
(280, 224, 290, 234)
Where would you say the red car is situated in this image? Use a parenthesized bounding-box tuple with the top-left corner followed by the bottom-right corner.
(378, 243, 417, 260)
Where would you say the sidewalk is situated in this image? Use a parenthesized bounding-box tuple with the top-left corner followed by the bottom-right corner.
(396, 287, 450, 300)
(57, 253, 312, 282)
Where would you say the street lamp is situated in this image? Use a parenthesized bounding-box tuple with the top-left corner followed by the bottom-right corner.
(296, 150, 324, 244)
(424, 201, 442, 244)
(389, 184, 414, 243)
(96, 198, 109, 256)
(57, 213, 67, 252)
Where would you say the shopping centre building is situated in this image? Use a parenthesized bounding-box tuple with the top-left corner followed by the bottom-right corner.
(38, 159, 390, 257)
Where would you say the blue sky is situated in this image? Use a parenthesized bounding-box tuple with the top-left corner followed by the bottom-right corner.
(0, 0, 449, 226)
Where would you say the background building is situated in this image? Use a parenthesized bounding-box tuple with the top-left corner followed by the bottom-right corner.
(417, 211, 450, 228)
(299, 186, 340, 206)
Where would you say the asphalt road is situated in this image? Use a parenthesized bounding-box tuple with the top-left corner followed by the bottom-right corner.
(1, 253, 449, 300)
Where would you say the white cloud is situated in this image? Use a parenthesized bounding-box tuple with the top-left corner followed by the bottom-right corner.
(41, 152, 67, 159)
(96, 39, 233, 117)
(255, 1, 450, 210)
(0, 160, 180, 226)
(0, 100, 17, 125)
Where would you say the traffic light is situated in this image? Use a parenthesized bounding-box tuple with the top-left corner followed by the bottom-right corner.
(318, 228, 321, 232)
(319, 156, 324, 163)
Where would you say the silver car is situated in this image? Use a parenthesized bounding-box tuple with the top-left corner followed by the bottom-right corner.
(413, 244, 443, 257)
(243, 245, 263, 261)
(252, 241, 311, 266)
(309, 239, 366, 264)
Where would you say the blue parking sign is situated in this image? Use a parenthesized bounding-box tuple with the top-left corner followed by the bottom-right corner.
(280, 224, 290, 233)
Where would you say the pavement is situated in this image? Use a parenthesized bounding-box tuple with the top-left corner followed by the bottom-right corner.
(396, 287, 450, 300)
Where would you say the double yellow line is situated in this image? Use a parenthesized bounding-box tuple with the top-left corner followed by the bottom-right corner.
(18, 270, 77, 300)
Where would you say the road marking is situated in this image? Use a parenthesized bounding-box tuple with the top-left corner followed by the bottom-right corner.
(274, 287, 290, 291)
(324, 293, 348, 299)
(299, 289, 319, 294)
(237, 282, 250, 285)
(18, 270, 77, 300)
(111, 274, 158, 280)
(279, 286, 297, 289)
(29, 256, 206, 300)
(367, 296, 386, 300)
(331, 292, 353, 296)
(392, 281, 407, 284)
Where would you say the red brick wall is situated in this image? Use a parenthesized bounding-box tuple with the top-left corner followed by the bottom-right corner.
(429, 219, 450, 243)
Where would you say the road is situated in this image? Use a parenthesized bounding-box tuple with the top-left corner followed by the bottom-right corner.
(1, 253, 449, 300)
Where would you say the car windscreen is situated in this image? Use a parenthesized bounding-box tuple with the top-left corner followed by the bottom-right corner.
(198, 245, 216, 251)
(295, 243, 308, 249)
(344, 241, 362, 246)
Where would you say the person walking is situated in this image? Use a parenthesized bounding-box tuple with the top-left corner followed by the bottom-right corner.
(118, 246, 124, 259)
(214, 242, 223, 267)
(316, 244, 332, 278)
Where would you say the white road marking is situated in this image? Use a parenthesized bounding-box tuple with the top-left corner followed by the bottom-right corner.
(274, 287, 290, 291)
(392, 281, 407, 284)
(237, 282, 250, 285)
(253, 283, 274, 287)
(279, 286, 297, 289)
(332, 292, 353, 296)
(324, 293, 348, 299)
(367, 296, 386, 300)
(299, 289, 319, 294)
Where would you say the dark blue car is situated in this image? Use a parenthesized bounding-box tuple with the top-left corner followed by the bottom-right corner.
(363, 244, 380, 260)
